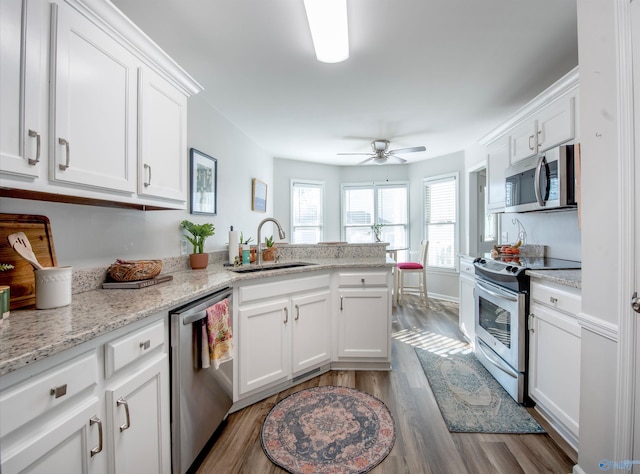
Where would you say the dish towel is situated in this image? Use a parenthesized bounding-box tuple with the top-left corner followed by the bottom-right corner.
(205, 298, 233, 369)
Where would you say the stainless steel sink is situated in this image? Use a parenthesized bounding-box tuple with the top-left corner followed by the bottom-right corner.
(227, 261, 317, 273)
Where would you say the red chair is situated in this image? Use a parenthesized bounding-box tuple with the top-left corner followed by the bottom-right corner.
(396, 240, 429, 303)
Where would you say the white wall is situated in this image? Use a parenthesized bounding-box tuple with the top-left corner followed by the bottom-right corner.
(0, 95, 275, 268)
(576, 0, 620, 471)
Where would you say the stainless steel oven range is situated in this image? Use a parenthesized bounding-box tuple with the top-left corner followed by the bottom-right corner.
(472, 256, 581, 404)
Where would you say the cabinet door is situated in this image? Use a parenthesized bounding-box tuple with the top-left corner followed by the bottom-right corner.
(528, 302, 580, 442)
(0, 397, 105, 474)
(458, 274, 475, 343)
(291, 290, 331, 376)
(238, 299, 290, 394)
(337, 288, 389, 358)
(137, 67, 187, 204)
(536, 96, 575, 152)
(509, 119, 538, 164)
(0, 0, 47, 179)
(50, 1, 137, 194)
(485, 137, 509, 212)
(106, 354, 170, 474)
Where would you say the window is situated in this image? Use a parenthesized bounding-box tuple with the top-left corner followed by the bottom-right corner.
(291, 180, 324, 243)
(342, 182, 408, 250)
(424, 174, 458, 269)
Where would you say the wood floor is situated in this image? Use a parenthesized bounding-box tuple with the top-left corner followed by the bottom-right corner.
(196, 296, 577, 474)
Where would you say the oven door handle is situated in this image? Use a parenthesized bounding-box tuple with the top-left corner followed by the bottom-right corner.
(476, 339, 519, 379)
(476, 280, 518, 302)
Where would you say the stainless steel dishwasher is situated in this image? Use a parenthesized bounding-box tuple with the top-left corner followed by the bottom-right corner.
(170, 287, 233, 474)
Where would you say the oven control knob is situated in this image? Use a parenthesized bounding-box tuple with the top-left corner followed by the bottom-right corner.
(505, 265, 512, 272)
(511, 267, 519, 273)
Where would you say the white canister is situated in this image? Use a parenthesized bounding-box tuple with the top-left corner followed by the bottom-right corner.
(34, 266, 73, 309)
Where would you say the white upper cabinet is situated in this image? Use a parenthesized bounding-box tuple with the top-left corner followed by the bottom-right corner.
(485, 136, 509, 212)
(509, 119, 538, 164)
(137, 67, 187, 203)
(536, 95, 575, 152)
(50, 0, 138, 194)
(0, 0, 201, 208)
(0, 0, 48, 180)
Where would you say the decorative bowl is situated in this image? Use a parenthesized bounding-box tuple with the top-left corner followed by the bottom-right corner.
(107, 259, 162, 282)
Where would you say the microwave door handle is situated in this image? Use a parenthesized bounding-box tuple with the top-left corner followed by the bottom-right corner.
(534, 154, 546, 207)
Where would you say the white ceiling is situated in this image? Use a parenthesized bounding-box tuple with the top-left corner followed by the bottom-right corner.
(112, 0, 578, 166)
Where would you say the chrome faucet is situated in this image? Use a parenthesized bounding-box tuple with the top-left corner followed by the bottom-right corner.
(256, 218, 286, 265)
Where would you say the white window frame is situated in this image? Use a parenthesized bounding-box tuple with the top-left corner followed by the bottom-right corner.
(290, 179, 325, 243)
(423, 172, 459, 272)
(340, 181, 409, 247)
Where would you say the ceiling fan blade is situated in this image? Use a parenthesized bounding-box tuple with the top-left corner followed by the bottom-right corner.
(337, 152, 374, 156)
(358, 156, 376, 165)
(386, 155, 407, 164)
(388, 146, 426, 154)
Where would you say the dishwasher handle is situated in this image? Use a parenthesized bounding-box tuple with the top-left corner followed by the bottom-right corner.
(174, 288, 233, 325)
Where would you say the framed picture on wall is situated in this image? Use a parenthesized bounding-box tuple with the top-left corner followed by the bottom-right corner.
(190, 148, 217, 215)
(252, 178, 267, 212)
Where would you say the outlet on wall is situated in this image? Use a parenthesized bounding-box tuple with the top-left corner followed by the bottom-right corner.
(180, 239, 188, 256)
(501, 232, 508, 243)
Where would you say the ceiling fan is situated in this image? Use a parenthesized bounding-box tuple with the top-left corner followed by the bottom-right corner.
(337, 139, 426, 165)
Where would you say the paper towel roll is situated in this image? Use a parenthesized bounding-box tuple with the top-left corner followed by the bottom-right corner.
(228, 229, 239, 264)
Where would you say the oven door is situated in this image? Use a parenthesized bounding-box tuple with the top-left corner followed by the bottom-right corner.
(474, 279, 526, 371)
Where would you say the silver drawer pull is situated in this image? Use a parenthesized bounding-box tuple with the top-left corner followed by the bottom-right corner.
(549, 297, 558, 304)
(361, 278, 365, 284)
(90, 416, 103, 456)
(295, 304, 300, 321)
(283, 306, 288, 324)
(28, 129, 41, 165)
(139, 340, 151, 350)
(340, 295, 343, 311)
(50, 384, 67, 398)
(58, 137, 70, 170)
(117, 397, 131, 432)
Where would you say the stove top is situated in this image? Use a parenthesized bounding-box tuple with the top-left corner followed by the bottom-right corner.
(473, 255, 581, 293)
(488, 255, 582, 270)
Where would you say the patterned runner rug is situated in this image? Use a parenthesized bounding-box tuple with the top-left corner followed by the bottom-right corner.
(415, 347, 545, 433)
(261, 385, 395, 473)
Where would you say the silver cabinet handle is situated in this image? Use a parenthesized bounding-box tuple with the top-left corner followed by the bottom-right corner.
(295, 304, 300, 321)
(528, 134, 535, 151)
(537, 128, 544, 146)
(58, 137, 70, 170)
(139, 340, 151, 350)
(50, 384, 67, 398)
(549, 296, 558, 304)
(90, 416, 103, 456)
(144, 164, 151, 187)
(632, 292, 640, 313)
(340, 295, 343, 311)
(28, 129, 41, 165)
(528, 313, 535, 333)
(283, 306, 288, 324)
(116, 397, 131, 432)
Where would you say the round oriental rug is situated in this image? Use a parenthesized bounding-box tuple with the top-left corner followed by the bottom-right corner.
(261, 386, 395, 474)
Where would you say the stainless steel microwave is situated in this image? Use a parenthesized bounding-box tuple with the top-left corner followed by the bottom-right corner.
(504, 144, 577, 213)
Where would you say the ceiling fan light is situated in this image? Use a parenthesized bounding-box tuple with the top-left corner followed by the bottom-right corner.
(372, 156, 387, 165)
(303, 0, 349, 63)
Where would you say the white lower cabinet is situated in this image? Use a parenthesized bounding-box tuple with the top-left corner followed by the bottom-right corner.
(458, 256, 476, 344)
(528, 279, 581, 450)
(106, 354, 170, 474)
(0, 314, 170, 474)
(335, 270, 392, 364)
(236, 273, 332, 397)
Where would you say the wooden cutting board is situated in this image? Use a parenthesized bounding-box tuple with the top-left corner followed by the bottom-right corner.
(0, 214, 58, 310)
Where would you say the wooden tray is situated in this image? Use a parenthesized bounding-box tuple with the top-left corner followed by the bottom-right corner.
(0, 214, 58, 310)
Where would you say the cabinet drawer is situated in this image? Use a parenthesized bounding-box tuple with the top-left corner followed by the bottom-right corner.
(0, 351, 98, 438)
(238, 273, 330, 304)
(105, 320, 165, 377)
(531, 281, 581, 316)
(337, 271, 388, 287)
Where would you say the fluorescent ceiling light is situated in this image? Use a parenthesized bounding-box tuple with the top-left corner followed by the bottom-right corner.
(303, 0, 349, 63)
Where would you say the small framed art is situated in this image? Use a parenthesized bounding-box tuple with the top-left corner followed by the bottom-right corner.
(252, 178, 267, 212)
(190, 148, 217, 215)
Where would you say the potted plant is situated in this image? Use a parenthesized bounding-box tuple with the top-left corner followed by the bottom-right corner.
(371, 223, 385, 242)
(262, 235, 277, 261)
(238, 233, 256, 263)
(180, 220, 215, 269)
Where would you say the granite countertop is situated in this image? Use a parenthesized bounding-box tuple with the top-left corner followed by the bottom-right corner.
(526, 269, 582, 289)
(0, 256, 393, 376)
